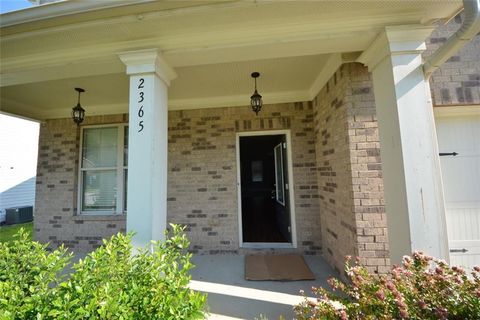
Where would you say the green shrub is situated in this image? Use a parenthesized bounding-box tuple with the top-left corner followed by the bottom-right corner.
(0, 225, 207, 320)
(294, 252, 480, 320)
(0, 229, 71, 319)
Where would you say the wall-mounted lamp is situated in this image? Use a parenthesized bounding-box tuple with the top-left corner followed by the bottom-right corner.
(250, 72, 263, 115)
(71, 88, 85, 125)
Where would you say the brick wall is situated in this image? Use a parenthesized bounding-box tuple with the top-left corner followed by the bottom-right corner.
(313, 63, 389, 276)
(168, 102, 322, 255)
(427, 13, 480, 106)
(34, 115, 127, 251)
(35, 104, 322, 254)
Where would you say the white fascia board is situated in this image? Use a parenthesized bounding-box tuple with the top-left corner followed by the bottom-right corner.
(0, 0, 155, 28)
(0, 98, 45, 120)
(0, 111, 43, 123)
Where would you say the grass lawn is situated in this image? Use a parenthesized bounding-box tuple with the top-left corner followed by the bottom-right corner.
(0, 222, 33, 243)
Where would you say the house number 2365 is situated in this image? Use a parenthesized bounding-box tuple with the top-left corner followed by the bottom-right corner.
(137, 78, 145, 132)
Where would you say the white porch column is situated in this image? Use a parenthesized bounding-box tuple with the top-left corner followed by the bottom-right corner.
(118, 49, 176, 249)
(358, 26, 450, 264)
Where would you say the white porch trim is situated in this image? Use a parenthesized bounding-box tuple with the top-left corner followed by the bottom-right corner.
(358, 25, 450, 264)
(235, 129, 298, 249)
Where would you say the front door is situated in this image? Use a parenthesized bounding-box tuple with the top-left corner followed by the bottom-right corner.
(238, 133, 292, 244)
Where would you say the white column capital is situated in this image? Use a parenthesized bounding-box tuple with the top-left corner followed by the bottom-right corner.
(357, 25, 435, 71)
(118, 48, 177, 86)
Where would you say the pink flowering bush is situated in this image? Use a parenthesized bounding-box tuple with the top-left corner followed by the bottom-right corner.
(294, 252, 480, 319)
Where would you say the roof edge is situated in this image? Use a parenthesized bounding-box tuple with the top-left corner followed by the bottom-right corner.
(0, 0, 155, 28)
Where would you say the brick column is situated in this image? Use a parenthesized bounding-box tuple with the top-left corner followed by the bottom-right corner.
(358, 26, 450, 264)
(118, 49, 176, 249)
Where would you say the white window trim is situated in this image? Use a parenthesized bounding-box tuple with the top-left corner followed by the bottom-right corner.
(77, 123, 128, 215)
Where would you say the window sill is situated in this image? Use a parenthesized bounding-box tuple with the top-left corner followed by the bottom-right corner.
(73, 214, 126, 222)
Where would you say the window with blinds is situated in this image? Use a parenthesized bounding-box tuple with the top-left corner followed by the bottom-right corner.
(79, 125, 128, 214)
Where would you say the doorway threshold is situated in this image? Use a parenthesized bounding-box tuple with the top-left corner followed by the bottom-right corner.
(241, 242, 295, 249)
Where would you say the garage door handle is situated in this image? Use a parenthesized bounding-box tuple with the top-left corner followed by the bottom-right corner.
(439, 152, 458, 156)
(450, 248, 468, 253)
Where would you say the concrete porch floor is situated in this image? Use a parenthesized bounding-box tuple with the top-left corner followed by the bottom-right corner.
(189, 255, 338, 320)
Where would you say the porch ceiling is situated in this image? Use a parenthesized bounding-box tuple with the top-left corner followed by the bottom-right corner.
(0, 0, 462, 120)
(1, 53, 333, 119)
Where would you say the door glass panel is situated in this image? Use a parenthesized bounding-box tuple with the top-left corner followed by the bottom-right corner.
(274, 143, 285, 205)
(251, 160, 263, 182)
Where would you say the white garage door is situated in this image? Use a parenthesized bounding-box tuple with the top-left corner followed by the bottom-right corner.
(436, 110, 480, 269)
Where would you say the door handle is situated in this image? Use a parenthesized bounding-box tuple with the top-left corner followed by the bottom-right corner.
(449, 248, 468, 253)
(271, 190, 276, 199)
(439, 152, 458, 156)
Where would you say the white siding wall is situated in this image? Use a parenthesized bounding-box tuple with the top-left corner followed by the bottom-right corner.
(0, 113, 39, 223)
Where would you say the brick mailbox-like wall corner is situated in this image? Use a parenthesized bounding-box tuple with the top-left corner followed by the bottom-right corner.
(313, 63, 389, 276)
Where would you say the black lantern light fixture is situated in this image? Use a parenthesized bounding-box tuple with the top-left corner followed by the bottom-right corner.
(71, 87, 86, 125)
(250, 72, 263, 115)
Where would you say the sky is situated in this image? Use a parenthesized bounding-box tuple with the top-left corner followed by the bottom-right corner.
(0, 113, 40, 193)
(0, 0, 34, 14)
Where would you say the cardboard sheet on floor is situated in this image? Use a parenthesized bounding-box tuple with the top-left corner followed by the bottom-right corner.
(245, 254, 315, 281)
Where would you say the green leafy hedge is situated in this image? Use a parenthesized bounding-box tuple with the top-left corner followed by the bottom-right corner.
(0, 225, 206, 320)
(295, 252, 480, 319)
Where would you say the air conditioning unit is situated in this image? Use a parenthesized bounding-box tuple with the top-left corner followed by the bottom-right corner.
(5, 206, 33, 225)
(0, 209, 5, 224)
